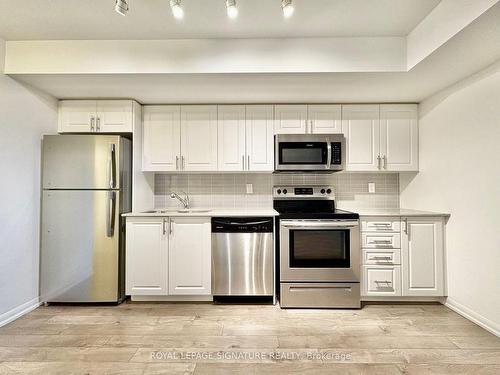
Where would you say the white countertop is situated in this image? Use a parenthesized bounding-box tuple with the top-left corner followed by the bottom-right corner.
(122, 208, 279, 218)
(353, 208, 450, 217)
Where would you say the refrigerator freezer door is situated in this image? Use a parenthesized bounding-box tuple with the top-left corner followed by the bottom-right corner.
(40, 190, 123, 302)
(42, 135, 122, 189)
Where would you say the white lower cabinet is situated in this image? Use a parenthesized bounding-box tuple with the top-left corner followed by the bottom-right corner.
(125, 216, 211, 298)
(362, 265, 401, 296)
(401, 217, 444, 296)
(125, 218, 168, 295)
(169, 217, 212, 295)
(361, 215, 445, 299)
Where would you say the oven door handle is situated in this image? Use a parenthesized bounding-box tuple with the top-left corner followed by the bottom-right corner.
(281, 221, 359, 229)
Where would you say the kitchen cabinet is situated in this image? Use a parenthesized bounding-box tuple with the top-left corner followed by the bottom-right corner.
(217, 105, 246, 171)
(142, 106, 181, 171)
(342, 104, 418, 171)
(217, 105, 274, 172)
(59, 100, 138, 133)
(380, 104, 418, 171)
(274, 104, 341, 134)
(401, 217, 444, 296)
(362, 265, 402, 297)
(342, 104, 381, 171)
(181, 105, 218, 171)
(142, 105, 217, 172)
(246, 105, 274, 171)
(274, 105, 308, 134)
(169, 217, 211, 295)
(125, 218, 168, 295)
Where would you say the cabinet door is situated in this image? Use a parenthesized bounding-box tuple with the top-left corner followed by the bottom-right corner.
(217, 105, 246, 171)
(342, 105, 380, 171)
(274, 105, 307, 134)
(125, 218, 168, 295)
(380, 104, 418, 171)
(180, 106, 218, 171)
(143, 106, 181, 172)
(401, 217, 444, 296)
(96, 100, 134, 133)
(362, 265, 401, 297)
(59, 100, 96, 133)
(169, 217, 211, 295)
(246, 105, 274, 171)
(308, 104, 342, 134)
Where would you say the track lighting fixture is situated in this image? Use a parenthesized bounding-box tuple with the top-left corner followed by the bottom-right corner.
(170, 0, 184, 19)
(281, 0, 294, 18)
(226, 0, 238, 19)
(115, 0, 129, 16)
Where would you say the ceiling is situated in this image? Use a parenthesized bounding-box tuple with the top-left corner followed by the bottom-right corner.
(0, 0, 440, 40)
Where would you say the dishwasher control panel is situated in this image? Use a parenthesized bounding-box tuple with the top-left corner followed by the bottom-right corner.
(211, 217, 274, 233)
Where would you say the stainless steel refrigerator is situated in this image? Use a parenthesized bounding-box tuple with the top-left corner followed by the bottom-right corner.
(40, 135, 131, 303)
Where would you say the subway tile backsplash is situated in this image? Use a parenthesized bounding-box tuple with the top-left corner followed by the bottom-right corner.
(154, 173, 399, 210)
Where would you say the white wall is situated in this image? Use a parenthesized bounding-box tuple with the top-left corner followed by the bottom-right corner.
(400, 62, 500, 335)
(0, 38, 58, 325)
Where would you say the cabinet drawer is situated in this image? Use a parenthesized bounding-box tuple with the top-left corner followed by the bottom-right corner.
(361, 217, 400, 232)
(362, 233, 400, 249)
(362, 249, 401, 265)
(362, 265, 401, 296)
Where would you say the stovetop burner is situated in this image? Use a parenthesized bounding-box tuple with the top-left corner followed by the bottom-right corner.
(273, 185, 359, 220)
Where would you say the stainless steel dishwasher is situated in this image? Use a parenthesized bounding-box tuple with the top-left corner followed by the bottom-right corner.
(211, 217, 274, 296)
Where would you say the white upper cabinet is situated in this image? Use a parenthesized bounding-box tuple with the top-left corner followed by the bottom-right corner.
(59, 101, 97, 133)
(380, 104, 418, 171)
(125, 217, 168, 296)
(59, 100, 137, 133)
(274, 105, 308, 134)
(169, 217, 211, 295)
(401, 217, 444, 297)
(217, 105, 246, 171)
(342, 104, 381, 171)
(246, 105, 274, 171)
(181, 105, 218, 171)
(308, 104, 342, 134)
(142, 106, 181, 172)
(96, 100, 134, 133)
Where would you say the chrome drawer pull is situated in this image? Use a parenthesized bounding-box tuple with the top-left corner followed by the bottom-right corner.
(371, 256, 392, 260)
(371, 240, 392, 244)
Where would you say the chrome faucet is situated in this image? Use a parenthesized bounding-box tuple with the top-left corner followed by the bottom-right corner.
(170, 191, 190, 209)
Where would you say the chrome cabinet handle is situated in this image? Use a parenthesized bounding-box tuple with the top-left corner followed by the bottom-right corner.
(404, 218, 408, 235)
(371, 256, 392, 260)
(109, 144, 116, 188)
(169, 218, 173, 235)
(181, 156, 185, 170)
(383, 155, 387, 169)
(373, 223, 391, 226)
(106, 191, 116, 237)
(90, 116, 95, 132)
(247, 155, 250, 170)
(372, 240, 392, 244)
(242, 155, 245, 170)
(162, 218, 167, 235)
(377, 155, 382, 169)
(176, 156, 179, 170)
(96, 117, 101, 132)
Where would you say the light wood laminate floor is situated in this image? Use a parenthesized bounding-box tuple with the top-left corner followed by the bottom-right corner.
(0, 302, 498, 374)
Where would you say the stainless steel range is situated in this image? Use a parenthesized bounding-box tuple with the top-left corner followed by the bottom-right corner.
(274, 185, 360, 308)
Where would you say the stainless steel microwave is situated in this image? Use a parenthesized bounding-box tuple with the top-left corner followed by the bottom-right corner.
(274, 134, 345, 172)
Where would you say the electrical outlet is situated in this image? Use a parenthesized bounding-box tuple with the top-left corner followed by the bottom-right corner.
(246, 183, 253, 194)
(368, 182, 376, 193)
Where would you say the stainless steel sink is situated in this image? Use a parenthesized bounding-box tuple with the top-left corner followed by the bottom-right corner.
(177, 209, 212, 213)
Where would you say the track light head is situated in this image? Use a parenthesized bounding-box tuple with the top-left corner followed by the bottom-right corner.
(115, 0, 129, 16)
(170, 0, 184, 19)
(226, 0, 238, 19)
(281, 0, 294, 18)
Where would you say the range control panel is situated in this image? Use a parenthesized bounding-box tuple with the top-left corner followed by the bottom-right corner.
(273, 186, 335, 199)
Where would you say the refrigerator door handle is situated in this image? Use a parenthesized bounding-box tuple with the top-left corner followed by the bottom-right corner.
(109, 144, 117, 188)
(106, 191, 116, 237)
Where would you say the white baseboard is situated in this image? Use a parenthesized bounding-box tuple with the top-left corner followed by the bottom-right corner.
(445, 297, 499, 337)
(0, 297, 41, 328)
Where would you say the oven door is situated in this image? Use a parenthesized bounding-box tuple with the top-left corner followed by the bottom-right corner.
(275, 140, 331, 171)
(280, 220, 360, 282)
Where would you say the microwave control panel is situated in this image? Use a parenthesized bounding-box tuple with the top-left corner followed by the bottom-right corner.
(331, 142, 342, 165)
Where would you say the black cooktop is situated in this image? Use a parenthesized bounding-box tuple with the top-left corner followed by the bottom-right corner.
(273, 200, 359, 220)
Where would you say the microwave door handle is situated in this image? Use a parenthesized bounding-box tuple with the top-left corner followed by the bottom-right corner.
(326, 142, 332, 169)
